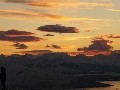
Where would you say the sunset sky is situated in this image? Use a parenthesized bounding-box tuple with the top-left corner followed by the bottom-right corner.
(0, 0, 120, 55)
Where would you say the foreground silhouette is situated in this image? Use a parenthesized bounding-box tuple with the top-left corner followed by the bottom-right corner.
(0, 67, 6, 90)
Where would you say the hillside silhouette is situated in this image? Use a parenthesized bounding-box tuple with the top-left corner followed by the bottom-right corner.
(0, 51, 120, 89)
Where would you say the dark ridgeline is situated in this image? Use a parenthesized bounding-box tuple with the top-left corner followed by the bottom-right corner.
(0, 51, 119, 89)
(0, 67, 6, 90)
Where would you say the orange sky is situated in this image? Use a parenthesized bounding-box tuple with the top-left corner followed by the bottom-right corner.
(0, 0, 120, 55)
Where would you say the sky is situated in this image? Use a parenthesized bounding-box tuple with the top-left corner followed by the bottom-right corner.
(0, 0, 120, 55)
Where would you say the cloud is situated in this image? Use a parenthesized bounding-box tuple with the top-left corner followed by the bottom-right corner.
(105, 34, 120, 38)
(1, 0, 113, 9)
(19, 50, 53, 55)
(63, 36, 92, 41)
(98, 34, 120, 39)
(45, 44, 62, 49)
(0, 29, 34, 36)
(37, 24, 79, 33)
(0, 9, 111, 21)
(105, 9, 120, 12)
(12, 42, 28, 49)
(0, 9, 67, 20)
(0, 29, 43, 42)
(28, 2, 57, 9)
(3, 0, 31, 3)
(0, 34, 42, 42)
(52, 44, 62, 49)
(77, 37, 113, 51)
(43, 34, 54, 36)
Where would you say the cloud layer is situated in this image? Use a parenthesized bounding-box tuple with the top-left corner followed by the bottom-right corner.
(0, 9, 67, 20)
(1, 0, 113, 9)
(20, 50, 53, 55)
(0, 9, 110, 21)
(43, 34, 54, 36)
(77, 37, 113, 51)
(3, 0, 31, 3)
(37, 24, 79, 33)
(0, 29, 43, 42)
(0, 29, 34, 36)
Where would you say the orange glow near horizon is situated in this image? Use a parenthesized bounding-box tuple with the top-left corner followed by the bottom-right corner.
(67, 51, 111, 56)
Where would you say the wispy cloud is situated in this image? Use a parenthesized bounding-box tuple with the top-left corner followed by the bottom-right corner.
(0, 9, 111, 22)
(0, 9, 67, 20)
(1, 0, 113, 9)
(19, 50, 53, 55)
(28, 1, 113, 9)
(97, 34, 120, 39)
(63, 36, 93, 41)
(105, 9, 120, 12)
(52, 35, 93, 41)
(2, 0, 31, 3)
(105, 34, 120, 38)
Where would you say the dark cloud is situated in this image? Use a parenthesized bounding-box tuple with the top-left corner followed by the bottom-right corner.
(37, 24, 79, 33)
(0, 29, 43, 42)
(1, 0, 56, 9)
(1, 0, 113, 9)
(2, 0, 113, 10)
(12, 42, 28, 49)
(45, 44, 62, 49)
(52, 44, 62, 49)
(77, 47, 88, 51)
(20, 50, 53, 55)
(43, 34, 54, 36)
(0, 29, 34, 36)
(0, 34, 42, 42)
(3, 0, 30, 3)
(105, 34, 120, 38)
(77, 37, 113, 51)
